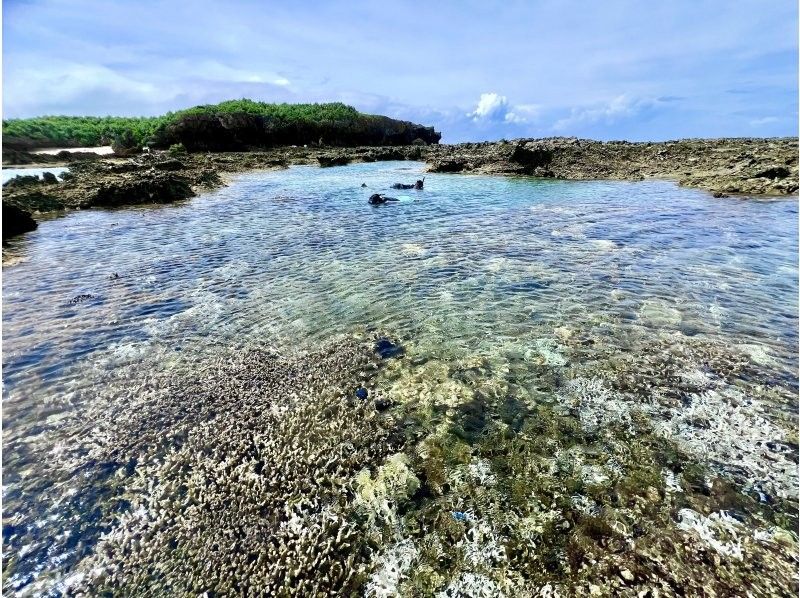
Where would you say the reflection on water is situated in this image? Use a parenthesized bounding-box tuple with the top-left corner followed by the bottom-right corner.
(2, 162, 798, 594)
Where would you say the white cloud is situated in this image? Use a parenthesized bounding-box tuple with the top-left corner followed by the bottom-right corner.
(468, 93, 539, 124)
(469, 92, 509, 121)
(505, 103, 541, 123)
(553, 94, 657, 131)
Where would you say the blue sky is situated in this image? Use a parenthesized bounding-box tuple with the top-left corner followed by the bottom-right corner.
(3, 0, 797, 142)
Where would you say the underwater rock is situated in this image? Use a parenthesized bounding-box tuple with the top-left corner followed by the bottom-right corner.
(374, 337, 404, 359)
(68, 293, 96, 304)
(374, 397, 393, 411)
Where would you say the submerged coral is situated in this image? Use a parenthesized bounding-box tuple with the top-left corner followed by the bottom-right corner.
(47, 334, 405, 595)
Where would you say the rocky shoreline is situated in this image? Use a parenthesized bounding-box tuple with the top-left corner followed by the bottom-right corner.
(2, 137, 797, 241)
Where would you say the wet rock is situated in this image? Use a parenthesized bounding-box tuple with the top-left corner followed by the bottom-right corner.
(317, 155, 351, 167)
(374, 338, 404, 359)
(428, 159, 468, 173)
(68, 293, 96, 304)
(2, 203, 38, 241)
(92, 173, 195, 207)
(41, 172, 59, 184)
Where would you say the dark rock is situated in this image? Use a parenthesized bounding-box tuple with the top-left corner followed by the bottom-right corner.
(41, 172, 59, 184)
(712, 192, 729, 198)
(196, 169, 223, 187)
(755, 166, 790, 180)
(374, 337, 404, 359)
(429, 159, 467, 173)
(372, 149, 406, 161)
(2, 203, 38, 241)
(68, 293, 96, 304)
(92, 173, 195, 207)
(374, 397, 393, 411)
(3, 174, 42, 189)
(510, 143, 554, 170)
(317, 155, 351, 167)
(361, 183, 367, 187)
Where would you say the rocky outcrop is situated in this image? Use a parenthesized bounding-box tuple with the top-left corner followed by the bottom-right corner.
(2, 148, 105, 166)
(425, 137, 798, 196)
(3, 138, 795, 227)
(317, 155, 351, 167)
(151, 112, 441, 152)
(2, 203, 38, 242)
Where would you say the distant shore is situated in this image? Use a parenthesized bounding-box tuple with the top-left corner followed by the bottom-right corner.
(2, 137, 797, 241)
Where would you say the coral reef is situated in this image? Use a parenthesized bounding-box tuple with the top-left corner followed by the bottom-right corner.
(2, 334, 408, 595)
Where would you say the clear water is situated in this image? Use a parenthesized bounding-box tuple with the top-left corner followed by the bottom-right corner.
(3, 161, 798, 593)
(2, 167, 68, 184)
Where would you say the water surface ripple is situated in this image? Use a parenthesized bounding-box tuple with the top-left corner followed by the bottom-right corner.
(2, 161, 798, 594)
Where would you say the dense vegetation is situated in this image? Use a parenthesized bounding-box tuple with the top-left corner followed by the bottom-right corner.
(3, 100, 440, 151)
(2, 116, 169, 149)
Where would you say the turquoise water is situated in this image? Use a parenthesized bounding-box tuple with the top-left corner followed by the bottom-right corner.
(3, 161, 798, 594)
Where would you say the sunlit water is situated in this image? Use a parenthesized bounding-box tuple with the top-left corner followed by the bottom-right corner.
(3, 161, 798, 593)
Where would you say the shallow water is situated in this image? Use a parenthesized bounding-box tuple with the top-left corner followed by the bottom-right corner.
(2, 167, 68, 184)
(3, 161, 798, 594)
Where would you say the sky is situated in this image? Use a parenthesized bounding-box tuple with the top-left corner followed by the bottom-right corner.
(3, 0, 798, 142)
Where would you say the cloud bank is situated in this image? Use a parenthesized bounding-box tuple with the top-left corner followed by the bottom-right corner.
(3, 0, 796, 142)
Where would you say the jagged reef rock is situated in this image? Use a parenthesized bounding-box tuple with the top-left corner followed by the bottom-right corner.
(426, 137, 798, 195)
